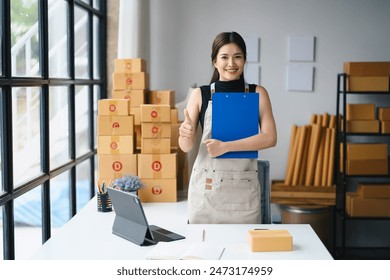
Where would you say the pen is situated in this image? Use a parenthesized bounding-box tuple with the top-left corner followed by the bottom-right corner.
(218, 247, 225, 260)
(202, 229, 205, 242)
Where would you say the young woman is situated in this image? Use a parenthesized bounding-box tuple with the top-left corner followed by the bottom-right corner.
(179, 31, 277, 224)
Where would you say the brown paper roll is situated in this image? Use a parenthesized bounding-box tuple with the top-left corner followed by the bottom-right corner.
(292, 126, 308, 186)
(310, 114, 317, 125)
(298, 125, 312, 186)
(327, 128, 336, 186)
(322, 113, 330, 128)
(314, 128, 326, 186)
(322, 128, 331, 186)
(285, 125, 299, 185)
(305, 124, 322, 186)
(329, 115, 336, 129)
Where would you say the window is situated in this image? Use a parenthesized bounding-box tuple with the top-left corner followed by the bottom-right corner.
(49, 86, 70, 169)
(14, 185, 42, 259)
(12, 87, 42, 186)
(0, 0, 107, 260)
(48, 0, 69, 78)
(11, 0, 40, 77)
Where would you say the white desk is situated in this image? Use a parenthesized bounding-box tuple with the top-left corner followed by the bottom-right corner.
(32, 197, 333, 260)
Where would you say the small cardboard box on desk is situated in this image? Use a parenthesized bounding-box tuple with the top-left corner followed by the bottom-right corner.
(248, 229, 293, 252)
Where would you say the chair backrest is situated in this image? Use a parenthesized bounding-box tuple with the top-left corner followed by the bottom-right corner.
(258, 160, 271, 224)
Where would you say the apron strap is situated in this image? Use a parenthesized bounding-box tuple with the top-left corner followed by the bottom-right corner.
(210, 81, 249, 99)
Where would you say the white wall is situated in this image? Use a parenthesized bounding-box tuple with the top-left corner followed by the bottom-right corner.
(149, 0, 390, 181)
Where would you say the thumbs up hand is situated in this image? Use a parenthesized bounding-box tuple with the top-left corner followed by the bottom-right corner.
(179, 109, 195, 140)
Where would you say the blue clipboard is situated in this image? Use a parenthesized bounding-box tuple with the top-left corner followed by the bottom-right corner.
(212, 92, 259, 158)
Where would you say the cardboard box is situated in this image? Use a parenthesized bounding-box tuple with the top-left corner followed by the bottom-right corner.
(138, 178, 177, 202)
(175, 147, 189, 190)
(348, 196, 390, 217)
(344, 62, 390, 76)
(141, 122, 172, 138)
(114, 58, 146, 73)
(98, 99, 129, 116)
(141, 138, 171, 154)
(382, 121, 390, 134)
(98, 135, 134, 155)
(98, 154, 137, 179)
(112, 89, 146, 107)
(248, 229, 293, 252)
(340, 143, 388, 160)
(97, 115, 134, 136)
(171, 123, 180, 148)
(357, 184, 390, 198)
(378, 108, 390, 121)
(135, 125, 141, 149)
(346, 103, 375, 120)
(171, 108, 178, 124)
(343, 159, 388, 175)
(346, 120, 380, 133)
(347, 76, 389, 92)
(138, 153, 177, 179)
(148, 90, 176, 108)
(140, 104, 171, 123)
(345, 192, 358, 216)
(129, 107, 141, 125)
(112, 72, 149, 90)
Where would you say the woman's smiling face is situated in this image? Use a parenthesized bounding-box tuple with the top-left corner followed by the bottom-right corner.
(213, 43, 245, 81)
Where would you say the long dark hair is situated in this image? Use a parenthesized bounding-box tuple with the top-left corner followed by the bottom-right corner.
(210, 31, 247, 84)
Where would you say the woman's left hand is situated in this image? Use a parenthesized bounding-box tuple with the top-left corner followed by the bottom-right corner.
(203, 139, 226, 158)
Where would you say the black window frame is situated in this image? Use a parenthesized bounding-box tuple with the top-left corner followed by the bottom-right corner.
(0, 0, 107, 260)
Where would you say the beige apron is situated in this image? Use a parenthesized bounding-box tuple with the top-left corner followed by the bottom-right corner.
(188, 82, 261, 224)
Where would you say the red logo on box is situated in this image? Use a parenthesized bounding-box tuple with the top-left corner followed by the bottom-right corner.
(109, 104, 116, 112)
(112, 161, 123, 172)
(152, 126, 159, 134)
(110, 142, 118, 150)
(126, 78, 132, 85)
(151, 161, 162, 171)
(112, 122, 120, 128)
(151, 110, 158, 118)
(151, 185, 162, 195)
(125, 63, 132, 70)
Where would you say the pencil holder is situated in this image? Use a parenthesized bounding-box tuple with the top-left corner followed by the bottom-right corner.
(97, 192, 112, 212)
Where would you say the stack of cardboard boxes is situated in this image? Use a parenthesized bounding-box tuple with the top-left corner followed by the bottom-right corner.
(340, 143, 388, 175)
(344, 61, 390, 92)
(97, 58, 184, 202)
(97, 99, 136, 186)
(345, 103, 380, 133)
(346, 184, 390, 217)
(138, 103, 178, 202)
(341, 62, 390, 217)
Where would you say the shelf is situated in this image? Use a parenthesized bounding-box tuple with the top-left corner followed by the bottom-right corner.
(336, 209, 390, 221)
(337, 90, 390, 95)
(334, 72, 390, 260)
(338, 173, 390, 179)
(338, 132, 390, 137)
(334, 247, 390, 260)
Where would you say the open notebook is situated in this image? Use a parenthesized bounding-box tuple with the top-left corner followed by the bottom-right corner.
(146, 241, 225, 260)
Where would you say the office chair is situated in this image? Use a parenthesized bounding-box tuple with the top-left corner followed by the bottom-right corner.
(258, 160, 271, 224)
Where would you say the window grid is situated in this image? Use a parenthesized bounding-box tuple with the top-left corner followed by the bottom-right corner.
(0, 0, 107, 260)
